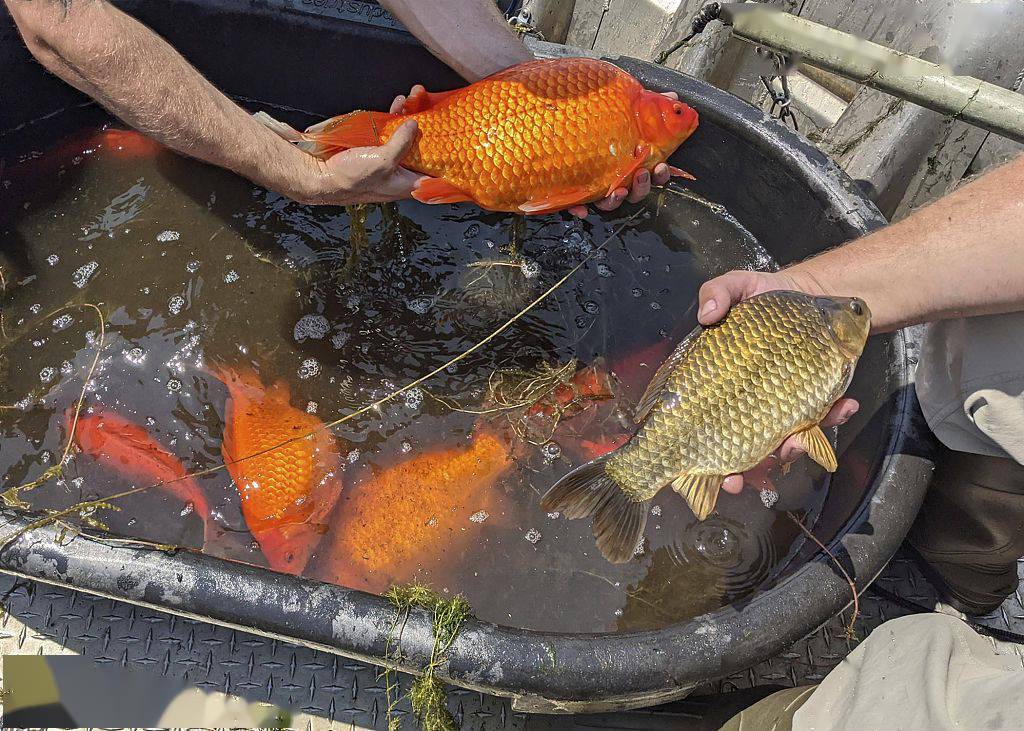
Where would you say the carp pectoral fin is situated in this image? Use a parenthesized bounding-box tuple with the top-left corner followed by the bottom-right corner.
(671, 473, 722, 521)
(667, 165, 697, 181)
(634, 325, 701, 422)
(794, 425, 838, 472)
(606, 144, 652, 197)
(402, 88, 457, 114)
(518, 187, 593, 215)
(412, 177, 476, 205)
(542, 455, 648, 564)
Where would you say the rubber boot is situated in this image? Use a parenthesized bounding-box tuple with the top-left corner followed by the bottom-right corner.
(907, 445, 1024, 616)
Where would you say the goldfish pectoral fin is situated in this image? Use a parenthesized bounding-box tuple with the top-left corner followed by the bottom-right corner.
(295, 110, 400, 157)
(252, 111, 305, 142)
(633, 326, 702, 422)
(667, 165, 697, 181)
(518, 187, 593, 215)
(794, 424, 838, 472)
(541, 454, 646, 564)
(671, 473, 722, 521)
(412, 177, 476, 205)
(402, 88, 457, 113)
(606, 144, 652, 196)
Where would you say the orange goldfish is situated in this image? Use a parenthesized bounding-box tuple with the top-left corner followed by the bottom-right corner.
(314, 431, 513, 594)
(211, 366, 345, 575)
(256, 58, 699, 214)
(67, 406, 216, 548)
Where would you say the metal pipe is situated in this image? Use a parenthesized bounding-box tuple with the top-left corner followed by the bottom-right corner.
(719, 3, 1024, 144)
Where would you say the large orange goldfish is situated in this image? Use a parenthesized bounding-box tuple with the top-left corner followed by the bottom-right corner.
(313, 431, 513, 594)
(211, 366, 345, 575)
(256, 58, 699, 214)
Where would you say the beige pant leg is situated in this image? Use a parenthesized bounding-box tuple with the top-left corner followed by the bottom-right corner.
(791, 614, 1024, 731)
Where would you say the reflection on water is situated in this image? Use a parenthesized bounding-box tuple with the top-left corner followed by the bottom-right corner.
(0, 108, 827, 633)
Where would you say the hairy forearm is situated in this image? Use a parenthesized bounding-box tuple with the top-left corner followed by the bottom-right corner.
(381, 0, 532, 81)
(6, 0, 320, 198)
(785, 154, 1024, 333)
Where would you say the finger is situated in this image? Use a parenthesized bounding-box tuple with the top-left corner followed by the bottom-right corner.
(594, 188, 627, 211)
(377, 120, 419, 166)
(651, 162, 671, 187)
(660, 92, 679, 100)
(721, 474, 744, 494)
(568, 205, 589, 218)
(627, 169, 651, 204)
(697, 271, 762, 325)
(390, 95, 406, 114)
(366, 168, 427, 202)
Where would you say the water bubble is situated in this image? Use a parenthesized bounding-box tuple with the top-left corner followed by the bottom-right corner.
(427, 517, 439, 527)
(760, 488, 779, 509)
(60, 360, 73, 375)
(404, 387, 424, 410)
(293, 314, 329, 342)
(650, 301, 662, 310)
(306, 401, 318, 414)
(633, 536, 646, 557)
(39, 450, 52, 464)
(29, 303, 41, 314)
(223, 270, 239, 284)
(470, 511, 489, 523)
(180, 503, 194, 517)
(597, 263, 613, 278)
(330, 331, 349, 350)
(613, 608, 624, 618)
(72, 261, 99, 288)
(520, 259, 541, 279)
(631, 287, 643, 298)
(406, 296, 432, 315)
(547, 511, 560, 520)
(46, 254, 59, 266)
(524, 528, 542, 544)
(298, 357, 321, 379)
(168, 295, 185, 316)
(400, 440, 413, 454)
(347, 449, 360, 464)
(651, 505, 662, 517)
(541, 442, 561, 461)
(167, 377, 182, 393)
(484, 238, 496, 249)
(51, 314, 74, 331)
(32, 338, 46, 348)
(583, 300, 600, 314)
(464, 223, 480, 238)
(186, 260, 200, 273)
(157, 230, 181, 242)
(123, 347, 146, 366)
(39, 366, 56, 383)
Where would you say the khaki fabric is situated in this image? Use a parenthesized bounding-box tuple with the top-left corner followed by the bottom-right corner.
(723, 614, 1024, 731)
(916, 313, 1024, 465)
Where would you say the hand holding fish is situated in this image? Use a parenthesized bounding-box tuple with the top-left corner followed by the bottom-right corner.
(697, 269, 862, 495)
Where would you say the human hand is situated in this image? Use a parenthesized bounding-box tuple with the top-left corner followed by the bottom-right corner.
(697, 269, 861, 495)
(568, 91, 680, 219)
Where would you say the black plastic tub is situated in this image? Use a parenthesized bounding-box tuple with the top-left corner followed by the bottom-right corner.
(0, 0, 934, 713)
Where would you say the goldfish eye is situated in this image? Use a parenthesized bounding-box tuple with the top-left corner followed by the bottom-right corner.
(673, 105, 684, 115)
(850, 300, 863, 316)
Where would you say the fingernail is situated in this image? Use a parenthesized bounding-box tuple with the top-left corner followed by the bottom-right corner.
(699, 298, 716, 319)
(638, 170, 650, 184)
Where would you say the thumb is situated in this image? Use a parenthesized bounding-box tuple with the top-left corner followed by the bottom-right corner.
(698, 271, 757, 325)
(379, 119, 419, 167)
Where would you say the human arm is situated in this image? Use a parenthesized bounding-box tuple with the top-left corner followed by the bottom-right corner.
(4, 0, 421, 205)
(697, 153, 1024, 492)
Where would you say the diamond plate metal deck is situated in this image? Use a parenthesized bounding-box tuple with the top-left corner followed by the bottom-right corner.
(4, 550, 1024, 729)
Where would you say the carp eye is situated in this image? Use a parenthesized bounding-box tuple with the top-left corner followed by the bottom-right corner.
(850, 300, 863, 316)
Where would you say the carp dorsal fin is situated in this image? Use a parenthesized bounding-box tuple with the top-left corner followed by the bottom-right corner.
(670, 473, 723, 521)
(793, 424, 838, 472)
(633, 325, 701, 422)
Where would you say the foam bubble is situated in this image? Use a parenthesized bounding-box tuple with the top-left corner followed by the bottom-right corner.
(293, 314, 329, 342)
(524, 528, 542, 544)
(168, 295, 185, 316)
(72, 261, 99, 288)
(470, 511, 489, 523)
(298, 357, 321, 379)
(157, 230, 181, 242)
(223, 270, 239, 283)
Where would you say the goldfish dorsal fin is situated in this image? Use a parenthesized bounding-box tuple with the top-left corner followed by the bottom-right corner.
(793, 424, 838, 472)
(667, 165, 697, 181)
(402, 87, 458, 114)
(670, 473, 722, 521)
(412, 177, 475, 205)
(634, 325, 701, 422)
(518, 186, 593, 215)
(606, 144, 651, 197)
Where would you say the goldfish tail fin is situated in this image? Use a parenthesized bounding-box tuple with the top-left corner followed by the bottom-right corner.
(255, 110, 401, 158)
(542, 456, 648, 564)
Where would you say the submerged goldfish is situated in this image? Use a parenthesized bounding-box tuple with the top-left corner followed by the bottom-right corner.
(314, 431, 513, 594)
(67, 406, 216, 548)
(256, 58, 699, 214)
(211, 366, 345, 575)
(543, 292, 871, 563)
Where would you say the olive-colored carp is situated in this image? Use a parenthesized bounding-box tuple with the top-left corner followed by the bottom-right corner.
(542, 291, 871, 563)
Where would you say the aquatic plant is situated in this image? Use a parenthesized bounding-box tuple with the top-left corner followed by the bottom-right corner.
(383, 584, 472, 731)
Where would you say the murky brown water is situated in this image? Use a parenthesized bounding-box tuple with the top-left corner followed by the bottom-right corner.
(0, 108, 827, 633)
